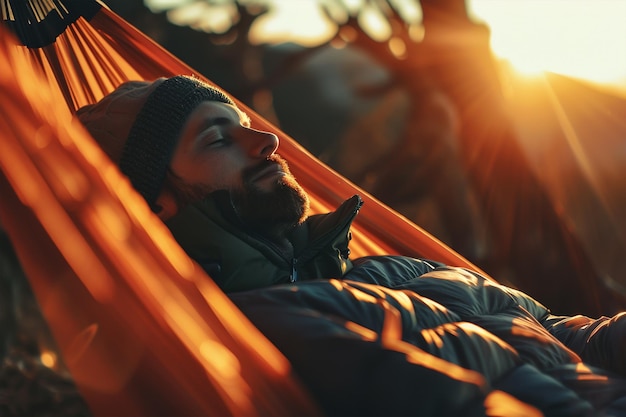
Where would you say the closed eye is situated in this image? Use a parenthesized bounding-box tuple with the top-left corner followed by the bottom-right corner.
(197, 126, 227, 148)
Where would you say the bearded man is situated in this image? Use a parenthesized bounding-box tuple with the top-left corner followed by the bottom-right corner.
(78, 75, 356, 292)
(77, 75, 626, 417)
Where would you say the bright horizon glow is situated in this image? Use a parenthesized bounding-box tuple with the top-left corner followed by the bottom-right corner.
(249, 0, 336, 47)
(146, 0, 626, 90)
(252, 0, 626, 90)
(470, 0, 626, 89)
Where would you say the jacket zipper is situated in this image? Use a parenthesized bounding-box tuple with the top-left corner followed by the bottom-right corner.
(290, 258, 298, 282)
(247, 230, 298, 279)
(251, 195, 362, 284)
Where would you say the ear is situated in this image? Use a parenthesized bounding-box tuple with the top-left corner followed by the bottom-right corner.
(154, 189, 180, 221)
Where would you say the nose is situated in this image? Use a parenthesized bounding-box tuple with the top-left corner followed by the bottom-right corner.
(239, 127, 279, 158)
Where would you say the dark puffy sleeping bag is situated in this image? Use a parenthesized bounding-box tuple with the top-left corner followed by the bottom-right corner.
(230, 256, 626, 416)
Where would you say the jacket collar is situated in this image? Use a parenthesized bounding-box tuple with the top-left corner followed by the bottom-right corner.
(165, 194, 363, 291)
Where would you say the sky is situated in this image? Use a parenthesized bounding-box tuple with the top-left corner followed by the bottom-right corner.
(469, 0, 626, 88)
(146, 0, 626, 91)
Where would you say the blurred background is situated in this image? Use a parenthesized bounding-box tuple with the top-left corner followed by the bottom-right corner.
(96, 0, 626, 316)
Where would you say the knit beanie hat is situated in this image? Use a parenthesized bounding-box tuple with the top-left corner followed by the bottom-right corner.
(77, 75, 235, 210)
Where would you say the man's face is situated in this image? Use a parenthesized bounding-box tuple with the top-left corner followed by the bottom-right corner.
(167, 101, 309, 237)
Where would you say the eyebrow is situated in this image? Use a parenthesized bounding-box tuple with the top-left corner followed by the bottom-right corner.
(195, 117, 232, 135)
(195, 110, 251, 135)
(210, 116, 235, 126)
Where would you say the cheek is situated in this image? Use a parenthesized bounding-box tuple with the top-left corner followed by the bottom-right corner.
(186, 161, 242, 190)
(170, 146, 248, 188)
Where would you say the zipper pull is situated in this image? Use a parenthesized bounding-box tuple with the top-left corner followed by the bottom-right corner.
(290, 258, 298, 283)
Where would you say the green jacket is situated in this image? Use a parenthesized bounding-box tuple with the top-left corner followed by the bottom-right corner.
(165, 194, 363, 292)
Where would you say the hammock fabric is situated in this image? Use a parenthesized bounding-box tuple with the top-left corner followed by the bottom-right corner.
(0, 1, 478, 416)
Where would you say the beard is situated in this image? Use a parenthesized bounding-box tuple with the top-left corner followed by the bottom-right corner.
(230, 156, 310, 238)
(167, 154, 310, 239)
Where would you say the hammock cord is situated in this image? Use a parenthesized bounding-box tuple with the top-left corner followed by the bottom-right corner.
(1, 0, 101, 48)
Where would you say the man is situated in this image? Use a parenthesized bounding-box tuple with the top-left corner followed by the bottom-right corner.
(78, 75, 626, 416)
(77, 75, 359, 292)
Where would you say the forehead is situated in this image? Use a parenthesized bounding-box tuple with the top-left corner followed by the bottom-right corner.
(185, 101, 250, 127)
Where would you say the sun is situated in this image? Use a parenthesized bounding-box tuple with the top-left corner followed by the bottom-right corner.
(470, 0, 626, 87)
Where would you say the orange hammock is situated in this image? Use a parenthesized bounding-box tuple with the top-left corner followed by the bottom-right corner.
(0, 3, 478, 416)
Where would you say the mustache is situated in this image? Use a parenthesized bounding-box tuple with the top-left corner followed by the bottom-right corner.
(242, 154, 290, 182)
